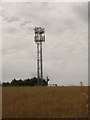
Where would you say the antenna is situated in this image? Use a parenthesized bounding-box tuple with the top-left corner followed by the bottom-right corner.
(34, 27, 45, 80)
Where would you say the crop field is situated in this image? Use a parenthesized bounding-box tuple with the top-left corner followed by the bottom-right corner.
(2, 86, 88, 118)
(0, 86, 2, 119)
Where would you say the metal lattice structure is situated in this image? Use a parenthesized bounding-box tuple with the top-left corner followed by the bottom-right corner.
(34, 27, 45, 80)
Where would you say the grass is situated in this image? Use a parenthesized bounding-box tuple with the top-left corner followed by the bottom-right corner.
(2, 86, 88, 118)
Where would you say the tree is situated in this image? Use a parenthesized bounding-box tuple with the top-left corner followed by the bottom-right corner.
(2, 77, 48, 86)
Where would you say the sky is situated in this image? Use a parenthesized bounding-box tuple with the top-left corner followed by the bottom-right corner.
(1, 0, 89, 2)
(1, 2, 88, 86)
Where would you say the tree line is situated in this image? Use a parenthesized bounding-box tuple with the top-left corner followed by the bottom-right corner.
(2, 77, 48, 87)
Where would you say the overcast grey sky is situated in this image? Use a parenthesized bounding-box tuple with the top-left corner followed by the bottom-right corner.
(2, 2, 88, 86)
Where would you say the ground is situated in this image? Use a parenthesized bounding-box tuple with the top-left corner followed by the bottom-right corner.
(2, 86, 88, 118)
(0, 86, 2, 119)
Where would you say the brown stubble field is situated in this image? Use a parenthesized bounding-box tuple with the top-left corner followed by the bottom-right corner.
(0, 86, 2, 119)
(2, 86, 88, 118)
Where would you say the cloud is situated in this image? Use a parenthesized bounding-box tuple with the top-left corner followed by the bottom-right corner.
(72, 2, 88, 21)
(2, 2, 88, 86)
(5, 27, 19, 34)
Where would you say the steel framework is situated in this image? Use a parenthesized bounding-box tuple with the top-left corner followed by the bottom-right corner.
(34, 27, 45, 79)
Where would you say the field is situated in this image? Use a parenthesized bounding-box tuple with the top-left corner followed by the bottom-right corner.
(0, 86, 2, 119)
(2, 86, 88, 118)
